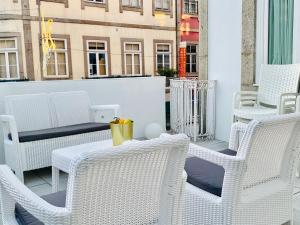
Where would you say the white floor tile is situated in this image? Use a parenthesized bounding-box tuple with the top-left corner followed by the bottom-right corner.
(30, 183, 52, 196)
(194, 140, 229, 151)
(24, 171, 47, 188)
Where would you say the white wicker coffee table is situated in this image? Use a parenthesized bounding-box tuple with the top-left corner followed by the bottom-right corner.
(52, 139, 113, 192)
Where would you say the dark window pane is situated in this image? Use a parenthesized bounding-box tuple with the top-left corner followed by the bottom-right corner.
(187, 45, 191, 53)
(157, 63, 163, 70)
(191, 45, 197, 53)
(157, 54, 163, 64)
(186, 55, 190, 64)
(192, 64, 197, 72)
(89, 53, 96, 64)
(164, 55, 170, 64)
(186, 64, 190, 73)
(192, 55, 197, 63)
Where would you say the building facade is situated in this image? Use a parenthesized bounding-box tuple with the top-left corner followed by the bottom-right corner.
(178, 0, 199, 77)
(0, 0, 176, 80)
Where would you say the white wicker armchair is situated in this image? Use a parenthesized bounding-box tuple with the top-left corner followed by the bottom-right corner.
(0, 134, 189, 225)
(233, 64, 300, 121)
(184, 113, 300, 225)
(0, 91, 120, 182)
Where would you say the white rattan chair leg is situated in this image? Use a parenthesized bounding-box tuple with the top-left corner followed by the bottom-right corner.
(52, 167, 60, 193)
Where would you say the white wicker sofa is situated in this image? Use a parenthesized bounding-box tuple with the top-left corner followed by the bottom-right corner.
(0, 134, 189, 225)
(233, 64, 300, 122)
(0, 91, 120, 182)
(184, 113, 300, 225)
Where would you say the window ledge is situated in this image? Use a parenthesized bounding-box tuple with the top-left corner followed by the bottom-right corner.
(42, 76, 70, 80)
(153, 9, 173, 18)
(182, 12, 198, 17)
(83, 75, 151, 79)
(120, 5, 143, 15)
(81, 1, 108, 11)
(0, 78, 29, 83)
(37, 0, 69, 8)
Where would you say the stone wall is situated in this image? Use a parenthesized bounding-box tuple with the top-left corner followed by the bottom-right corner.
(198, 0, 208, 80)
(241, 0, 257, 90)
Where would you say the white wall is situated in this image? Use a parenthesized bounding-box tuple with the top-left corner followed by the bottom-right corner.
(208, 0, 242, 141)
(0, 77, 166, 163)
(294, 0, 300, 63)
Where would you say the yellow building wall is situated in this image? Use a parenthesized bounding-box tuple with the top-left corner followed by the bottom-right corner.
(31, 21, 176, 80)
(0, 20, 28, 77)
(29, 0, 175, 28)
(1, 0, 176, 80)
(1, 1, 22, 15)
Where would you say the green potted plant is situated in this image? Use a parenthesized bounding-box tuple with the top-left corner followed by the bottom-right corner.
(157, 68, 178, 87)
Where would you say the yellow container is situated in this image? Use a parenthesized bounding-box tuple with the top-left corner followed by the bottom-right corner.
(110, 120, 134, 146)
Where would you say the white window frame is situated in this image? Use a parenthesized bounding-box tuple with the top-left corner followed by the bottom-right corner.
(294, 0, 300, 63)
(186, 44, 198, 74)
(45, 38, 69, 78)
(255, 0, 269, 84)
(0, 38, 20, 80)
(124, 42, 142, 76)
(85, 0, 105, 4)
(155, 0, 170, 11)
(122, 0, 141, 8)
(87, 40, 109, 77)
(184, 0, 198, 15)
(256, 0, 298, 83)
(155, 43, 172, 71)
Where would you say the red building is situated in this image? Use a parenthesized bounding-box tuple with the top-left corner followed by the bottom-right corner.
(179, 0, 199, 77)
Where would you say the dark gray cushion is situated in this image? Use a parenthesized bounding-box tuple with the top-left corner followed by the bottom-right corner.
(9, 122, 110, 143)
(184, 149, 237, 197)
(15, 191, 66, 225)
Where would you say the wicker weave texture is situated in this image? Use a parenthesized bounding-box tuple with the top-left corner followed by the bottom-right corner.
(233, 64, 300, 121)
(0, 91, 120, 182)
(184, 113, 300, 225)
(0, 134, 189, 225)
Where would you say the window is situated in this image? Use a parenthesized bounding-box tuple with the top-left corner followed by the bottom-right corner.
(85, 0, 105, 3)
(156, 43, 171, 71)
(155, 0, 170, 11)
(46, 39, 69, 78)
(0, 38, 19, 80)
(124, 42, 142, 75)
(81, 0, 108, 10)
(122, 0, 141, 7)
(184, 0, 198, 15)
(87, 41, 108, 77)
(186, 44, 198, 73)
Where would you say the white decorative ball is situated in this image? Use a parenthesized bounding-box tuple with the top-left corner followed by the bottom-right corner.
(145, 123, 164, 140)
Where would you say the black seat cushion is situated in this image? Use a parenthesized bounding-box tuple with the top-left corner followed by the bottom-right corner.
(9, 122, 110, 143)
(185, 149, 237, 197)
(15, 191, 66, 225)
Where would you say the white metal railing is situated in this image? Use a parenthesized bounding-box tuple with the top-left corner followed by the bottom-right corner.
(170, 79, 216, 141)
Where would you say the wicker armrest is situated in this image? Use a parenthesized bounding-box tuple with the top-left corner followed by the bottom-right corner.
(0, 115, 19, 143)
(228, 122, 248, 151)
(90, 104, 120, 118)
(188, 144, 245, 171)
(233, 91, 258, 109)
(278, 92, 298, 114)
(0, 165, 71, 225)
